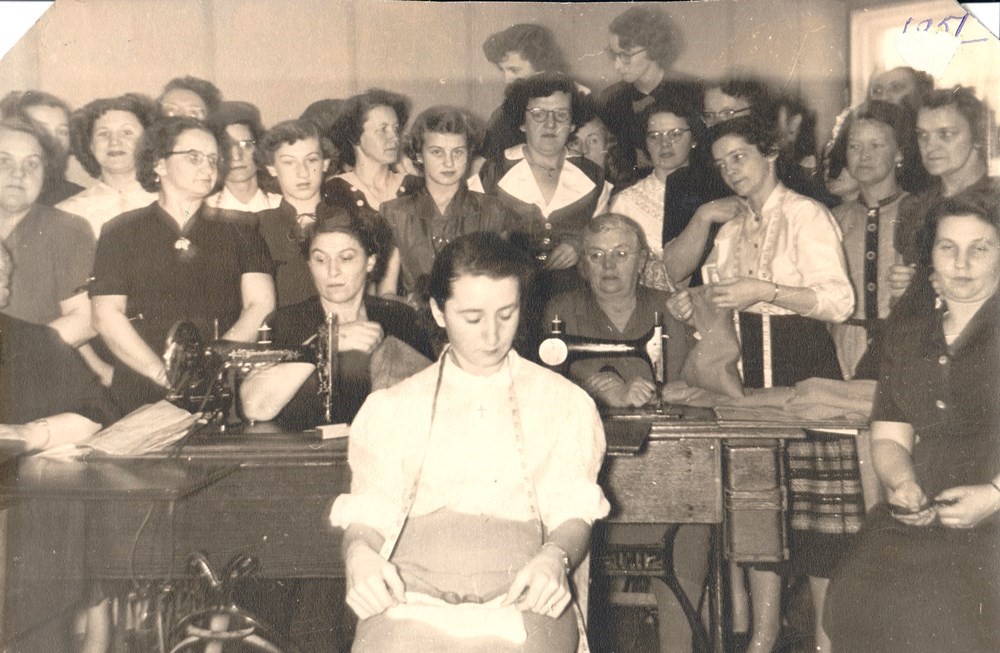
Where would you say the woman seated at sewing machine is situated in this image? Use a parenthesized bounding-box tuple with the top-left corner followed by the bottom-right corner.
(331, 231, 609, 652)
(542, 213, 701, 653)
(240, 209, 434, 428)
(543, 213, 688, 408)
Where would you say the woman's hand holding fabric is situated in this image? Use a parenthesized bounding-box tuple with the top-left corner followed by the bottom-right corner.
(708, 278, 773, 311)
(888, 480, 936, 526)
(934, 485, 1000, 529)
(544, 242, 580, 270)
(339, 321, 385, 354)
(344, 541, 406, 620)
(503, 550, 572, 618)
(666, 290, 694, 322)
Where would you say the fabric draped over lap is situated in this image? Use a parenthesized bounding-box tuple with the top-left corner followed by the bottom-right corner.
(332, 353, 608, 652)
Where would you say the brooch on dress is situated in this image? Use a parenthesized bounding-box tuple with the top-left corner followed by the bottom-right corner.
(174, 237, 192, 251)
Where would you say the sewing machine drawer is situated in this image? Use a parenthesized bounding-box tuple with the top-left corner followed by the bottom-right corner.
(724, 441, 788, 562)
(601, 438, 722, 524)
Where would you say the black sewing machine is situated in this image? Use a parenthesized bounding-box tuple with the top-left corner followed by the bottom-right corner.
(162, 319, 330, 428)
(537, 312, 680, 417)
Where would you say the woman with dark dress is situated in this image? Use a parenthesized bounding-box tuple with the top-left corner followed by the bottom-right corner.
(241, 211, 433, 429)
(668, 117, 853, 653)
(323, 89, 420, 293)
(826, 191, 1000, 653)
(0, 89, 85, 205)
(380, 105, 518, 299)
(544, 215, 700, 653)
(598, 6, 702, 187)
(90, 116, 275, 419)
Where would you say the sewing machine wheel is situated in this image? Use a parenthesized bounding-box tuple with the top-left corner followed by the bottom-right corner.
(538, 337, 569, 367)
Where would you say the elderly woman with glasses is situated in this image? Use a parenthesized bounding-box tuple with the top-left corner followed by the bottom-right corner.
(90, 116, 275, 418)
(543, 214, 698, 653)
(597, 6, 702, 187)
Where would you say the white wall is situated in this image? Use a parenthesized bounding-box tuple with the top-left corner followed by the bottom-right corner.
(0, 0, 851, 144)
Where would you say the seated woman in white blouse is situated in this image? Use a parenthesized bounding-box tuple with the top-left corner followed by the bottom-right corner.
(330, 232, 610, 652)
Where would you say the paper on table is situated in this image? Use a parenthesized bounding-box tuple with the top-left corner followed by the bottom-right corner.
(83, 400, 200, 455)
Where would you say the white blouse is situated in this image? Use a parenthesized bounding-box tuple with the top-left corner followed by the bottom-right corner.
(707, 184, 854, 322)
(609, 173, 666, 257)
(205, 186, 283, 213)
(56, 180, 158, 236)
(469, 145, 611, 219)
(329, 351, 610, 539)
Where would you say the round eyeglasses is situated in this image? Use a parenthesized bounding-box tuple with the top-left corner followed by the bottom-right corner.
(167, 149, 220, 168)
(525, 108, 572, 124)
(585, 248, 637, 265)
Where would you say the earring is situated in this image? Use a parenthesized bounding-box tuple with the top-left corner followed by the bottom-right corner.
(896, 160, 903, 169)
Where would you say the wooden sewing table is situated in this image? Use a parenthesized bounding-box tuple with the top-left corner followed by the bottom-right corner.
(0, 409, 863, 652)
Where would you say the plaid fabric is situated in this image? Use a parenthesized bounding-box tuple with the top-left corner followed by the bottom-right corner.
(788, 431, 865, 535)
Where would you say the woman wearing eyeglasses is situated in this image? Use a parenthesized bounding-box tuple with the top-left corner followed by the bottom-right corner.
(597, 6, 703, 188)
(471, 74, 610, 278)
(205, 101, 281, 213)
(702, 77, 836, 208)
(470, 74, 611, 351)
(90, 116, 275, 418)
(609, 98, 722, 289)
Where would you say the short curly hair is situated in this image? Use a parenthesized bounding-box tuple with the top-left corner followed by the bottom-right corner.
(405, 106, 484, 170)
(482, 24, 569, 74)
(852, 100, 923, 192)
(609, 6, 683, 70)
(159, 76, 223, 118)
(497, 73, 593, 146)
(0, 118, 67, 199)
(258, 119, 335, 170)
(134, 116, 229, 194)
(919, 188, 1000, 266)
(639, 96, 702, 159)
(919, 85, 992, 150)
(706, 115, 780, 159)
(327, 89, 411, 169)
(69, 94, 159, 178)
(709, 76, 780, 123)
(0, 90, 71, 123)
